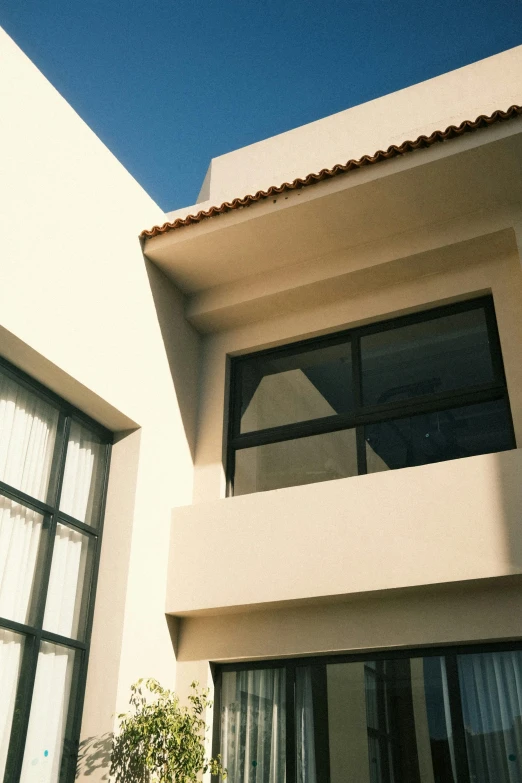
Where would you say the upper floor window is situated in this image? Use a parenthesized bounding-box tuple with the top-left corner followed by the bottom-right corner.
(0, 358, 111, 783)
(227, 296, 515, 496)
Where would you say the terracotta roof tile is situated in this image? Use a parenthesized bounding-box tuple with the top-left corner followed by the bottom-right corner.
(141, 105, 522, 240)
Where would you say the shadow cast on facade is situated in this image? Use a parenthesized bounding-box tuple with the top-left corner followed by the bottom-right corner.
(144, 257, 201, 462)
(76, 734, 112, 780)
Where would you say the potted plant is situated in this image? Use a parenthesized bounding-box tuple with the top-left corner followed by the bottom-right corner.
(111, 678, 226, 782)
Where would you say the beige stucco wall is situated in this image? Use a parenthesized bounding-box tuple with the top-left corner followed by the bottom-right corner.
(170, 447, 522, 613)
(176, 576, 522, 663)
(0, 27, 198, 779)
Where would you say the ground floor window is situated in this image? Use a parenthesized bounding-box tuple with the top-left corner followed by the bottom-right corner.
(215, 644, 522, 783)
(0, 358, 111, 782)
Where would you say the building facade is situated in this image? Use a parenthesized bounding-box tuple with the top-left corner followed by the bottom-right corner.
(1, 24, 522, 783)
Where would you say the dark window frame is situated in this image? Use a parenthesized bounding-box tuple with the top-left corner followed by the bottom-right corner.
(226, 296, 515, 495)
(212, 639, 522, 783)
(0, 355, 112, 783)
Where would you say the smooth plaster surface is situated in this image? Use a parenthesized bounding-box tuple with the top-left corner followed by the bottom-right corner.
(170, 448, 522, 614)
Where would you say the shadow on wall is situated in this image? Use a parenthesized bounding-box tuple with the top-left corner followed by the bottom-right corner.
(144, 258, 201, 462)
(76, 733, 112, 780)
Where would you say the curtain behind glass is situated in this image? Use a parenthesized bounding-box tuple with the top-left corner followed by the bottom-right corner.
(0, 375, 58, 780)
(221, 669, 286, 783)
(20, 642, 76, 783)
(59, 421, 103, 526)
(0, 374, 58, 624)
(0, 373, 58, 500)
(0, 496, 44, 624)
(0, 629, 25, 781)
(459, 651, 522, 783)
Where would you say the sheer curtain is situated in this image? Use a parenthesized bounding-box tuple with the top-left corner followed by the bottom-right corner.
(296, 667, 316, 783)
(20, 642, 76, 783)
(59, 421, 102, 526)
(459, 651, 522, 783)
(0, 374, 58, 780)
(0, 629, 25, 780)
(0, 375, 58, 624)
(0, 373, 101, 783)
(221, 669, 286, 783)
(22, 423, 101, 783)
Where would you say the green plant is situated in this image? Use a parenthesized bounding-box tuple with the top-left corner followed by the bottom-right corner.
(111, 679, 226, 783)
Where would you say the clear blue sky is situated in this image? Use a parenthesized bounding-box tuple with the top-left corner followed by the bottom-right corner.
(2, 0, 521, 211)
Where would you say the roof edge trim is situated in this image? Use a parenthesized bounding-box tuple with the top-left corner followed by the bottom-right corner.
(141, 105, 522, 240)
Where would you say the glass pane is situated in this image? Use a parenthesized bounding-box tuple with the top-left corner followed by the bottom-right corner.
(421, 657, 457, 783)
(221, 668, 286, 783)
(238, 341, 353, 433)
(296, 667, 317, 783)
(20, 642, 77, 783)
(234, 429, 357, 495)
(327, 661, 376, 783)
(365, 667, 379, 730)
(0, 370, 59, 501)
(59, 421, 105, 526)
(43, 523, 94, 640)
(368, 735, 382, 783)
(361, 308, 494, 406)
(0, 629, 25, 781)
(458, 650, 522, 783)
(326, 659, 423, 783)
(365, 399, 513, 473)
(0, 495, 46, 625)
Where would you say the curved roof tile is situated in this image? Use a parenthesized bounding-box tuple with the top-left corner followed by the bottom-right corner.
(141, 105, 522, 240)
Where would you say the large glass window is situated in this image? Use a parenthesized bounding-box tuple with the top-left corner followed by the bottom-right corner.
(0, 358, 111, 783)
(228, 297, 514, 495)
(216, 645, 522, 783)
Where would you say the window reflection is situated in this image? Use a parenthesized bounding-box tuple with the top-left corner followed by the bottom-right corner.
(361, 308, 494, 407)
(239, 342, 353, 434)
(234, 429, 357, 495)
(220, 651, 522, 783)
(365, 400, 513, 473)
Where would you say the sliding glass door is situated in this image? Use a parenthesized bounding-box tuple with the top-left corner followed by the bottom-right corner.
(216, 647, 522, 783)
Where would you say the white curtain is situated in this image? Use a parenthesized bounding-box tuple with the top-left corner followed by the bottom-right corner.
(221, 669, 286, 783)
(60, 421, 102, 525)
(43, 523, 89, 639)
(0, 374, 100, 782)
(459, 651, 522, 783)
(20, 642, 76, 783)
(296, 667, 317, 783)
(0, 496, 43, 624)
(0, 373, 58, 500)
(0, 375, 59, 625)
(0, 629, 25, 780)
(0, 375, 58, 779)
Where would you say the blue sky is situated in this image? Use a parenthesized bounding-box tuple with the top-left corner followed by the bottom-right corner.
(2, 0, 522, 211)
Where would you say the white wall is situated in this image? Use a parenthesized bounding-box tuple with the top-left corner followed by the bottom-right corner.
(0, 27, 199, 780)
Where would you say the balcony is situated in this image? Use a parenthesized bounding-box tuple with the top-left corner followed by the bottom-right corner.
(167, 447, 522, 616)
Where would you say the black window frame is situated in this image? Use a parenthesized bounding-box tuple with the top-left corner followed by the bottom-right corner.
(212, 639, 522, 783)
(226, 295, 515, 495)
(0, 355, 112, 783)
